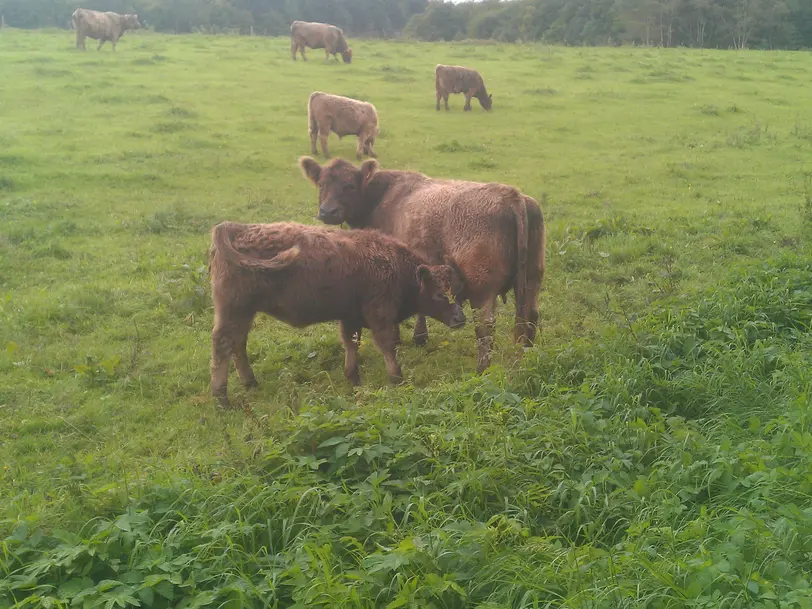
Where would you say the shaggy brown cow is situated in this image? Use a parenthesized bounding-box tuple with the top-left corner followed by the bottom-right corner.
(209, 221, 466, 406)
(300, 157, 546, 373)
(290, 20, 353, 63)
(308, 92, 379, 160)
(71, 8, 141, 51)
(435, 64, 492, 112)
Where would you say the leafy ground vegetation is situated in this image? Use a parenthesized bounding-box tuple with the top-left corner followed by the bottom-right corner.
(2, 29, 812, 608)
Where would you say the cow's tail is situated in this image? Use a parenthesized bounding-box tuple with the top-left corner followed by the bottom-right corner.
(211, 222, 299, 272)
(512, 192, 529, 344)
(307, 92, 320, 137)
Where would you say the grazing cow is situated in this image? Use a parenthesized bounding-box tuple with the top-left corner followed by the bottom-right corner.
(435, 64, 492, 112)
(71, 8, 142, 51)
(290, 20, 353, 63)
(300, 157, 546, 373)
(209, 221, 466, 407)
(308, 92, 378, 160)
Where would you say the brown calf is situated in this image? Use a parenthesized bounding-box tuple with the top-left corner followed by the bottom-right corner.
(300, 157, 546, 373)
(308, 92, 379, 160)
(209, 221, 466, 407)
(435, 64, 492, 112)
(290, 21, 352, 63)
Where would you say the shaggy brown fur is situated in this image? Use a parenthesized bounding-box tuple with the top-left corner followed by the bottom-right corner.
(435, 64, 492, 112)
(308, 92, 379, 160)
(209, 221, 466, 407)
(71, 8, 141, 51)
(300, 157, 546, 373)
(290, 21, 352, 63)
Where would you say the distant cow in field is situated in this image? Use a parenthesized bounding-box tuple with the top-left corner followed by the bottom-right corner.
(290, 20, 352, 63)
(435, 64, 492, 112)
(71, 8, 142, 51)
(300, 157, 545, 373)
(308, 92, 378, 160)
(209, 221, 466, 407)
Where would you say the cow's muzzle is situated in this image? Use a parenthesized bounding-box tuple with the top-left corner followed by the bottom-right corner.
(450, 305, 466, 329)
(317, 206, 343, 225)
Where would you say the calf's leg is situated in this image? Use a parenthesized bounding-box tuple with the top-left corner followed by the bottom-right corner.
(444, 93, 450, 111)
(369, 323, 403, 384)
(317, 121, 331, 158)
(463, 92, 473, 112)
(310, 126, 318, 156)
(290, 40, 297, 60)
(413, 314, 428, 346)
(231, 316, 258, 389)
(97, 38, 105, 51)
(340, 321, 362, 385)
(436, 88, 442, 111)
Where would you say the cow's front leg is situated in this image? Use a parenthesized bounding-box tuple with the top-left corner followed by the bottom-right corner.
(413, 314, 428, 346)
(463, 94, 472, 112)
(393, 324, 402, 347)
(474, 297, 497, 373)
(370, 323, 403, 384)
(97, 38, 105, 51)
(340, 321, 362, 385)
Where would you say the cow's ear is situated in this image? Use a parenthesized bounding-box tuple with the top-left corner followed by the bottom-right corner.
(299, 157, 321, 184)
(360, 159, 378, 185)
(416, 265, 432, 285)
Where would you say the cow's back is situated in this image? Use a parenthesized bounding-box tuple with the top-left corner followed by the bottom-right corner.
(72, 8, 116, 38)
(369, 174, 521, 285)
(437, 65, 482, 94)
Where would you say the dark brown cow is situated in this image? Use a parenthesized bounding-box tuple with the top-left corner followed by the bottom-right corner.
(300, 157, 546, 373)
(209, 221, 466, 407)
(71, 8, 142, 51)
(290, 20, 352, 63)
(435, 64, 492, 112)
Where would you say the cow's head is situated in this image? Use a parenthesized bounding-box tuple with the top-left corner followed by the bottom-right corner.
(341, 48, 353, 64)
(126, 14, 143, 29)
(300, 156, 377, 226)
(480, 93, 493, 111)
(417, 264, 466, 329)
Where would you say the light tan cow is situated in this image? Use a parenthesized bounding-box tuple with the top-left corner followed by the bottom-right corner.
(308, 92, 378, 160)
(71, 8, 142, 51)
(435, 64, 492, 112)
(290, 20, 352, 63)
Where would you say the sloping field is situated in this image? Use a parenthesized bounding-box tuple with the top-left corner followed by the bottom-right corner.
(2, 29, 812, 607)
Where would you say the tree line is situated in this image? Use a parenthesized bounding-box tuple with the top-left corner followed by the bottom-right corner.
(2, 0, 811, 49)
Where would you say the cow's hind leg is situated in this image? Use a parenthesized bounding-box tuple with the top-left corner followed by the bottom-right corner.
(76, 32, 84, 50)
(473, 296, 497, 374)
(369, 323, 403, 384)
(291, 39, 297, 60)
(300, 46, 307, 61)
(340, 321, 362, 385)
(413, 314, 428, 347)
(211, 321, 235, 407)
(97, 38, 105, 51)
(317, 120, 331, 158)
(443, 93, 450, 111)
(231, 315, 258, 389)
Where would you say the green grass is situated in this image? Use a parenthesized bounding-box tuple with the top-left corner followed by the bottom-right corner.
(2, 28, 812, 607)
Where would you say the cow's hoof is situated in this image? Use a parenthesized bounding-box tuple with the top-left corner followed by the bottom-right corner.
(243, 379, 259, 390)
(413, 333, 428, 347)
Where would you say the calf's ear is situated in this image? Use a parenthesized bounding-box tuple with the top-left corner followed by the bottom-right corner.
(299, 157, 321, 184)
(360, 159, 378, 185)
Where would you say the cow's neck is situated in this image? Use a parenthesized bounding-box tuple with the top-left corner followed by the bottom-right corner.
(349, 176, 388, 228)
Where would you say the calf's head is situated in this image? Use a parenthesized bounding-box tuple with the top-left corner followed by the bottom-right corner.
(341, 48, 353, 64)
(417, 264, 466, 329)
(300, 156, 377, 226)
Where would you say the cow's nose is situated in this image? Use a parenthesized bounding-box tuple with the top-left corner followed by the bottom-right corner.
(318, 206, 341, 224)
(450, 306, 466, 329)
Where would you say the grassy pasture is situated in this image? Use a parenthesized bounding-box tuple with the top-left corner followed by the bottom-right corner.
(2, 28, 812, 607)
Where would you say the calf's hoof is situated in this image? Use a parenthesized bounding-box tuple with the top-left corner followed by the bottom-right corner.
(213, 391, 232, 409)
(345, 370, 361, 386)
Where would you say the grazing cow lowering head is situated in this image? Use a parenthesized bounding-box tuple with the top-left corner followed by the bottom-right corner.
(342, 48, 353, 63)
(300, 156, 376, 226)
(481, 93, 493, 111)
